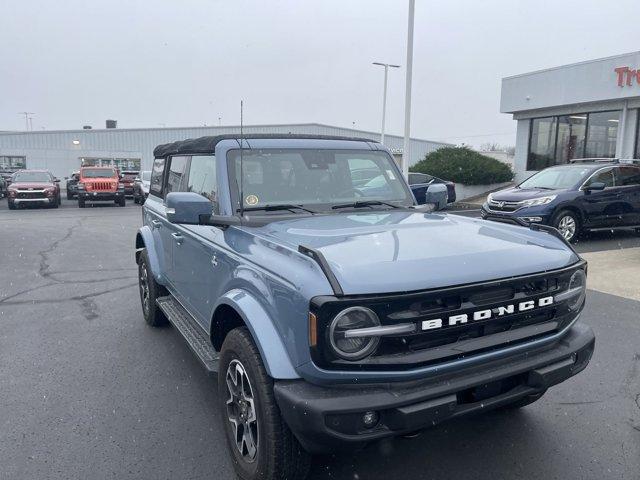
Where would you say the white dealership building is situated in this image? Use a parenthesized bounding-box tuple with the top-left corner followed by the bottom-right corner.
(502, 51, 640, 182)
(0, 123, 449, 179)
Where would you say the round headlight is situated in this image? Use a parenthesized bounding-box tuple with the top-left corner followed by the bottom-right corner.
(567, 269, 586, 311)
(329, 307, 380, 360)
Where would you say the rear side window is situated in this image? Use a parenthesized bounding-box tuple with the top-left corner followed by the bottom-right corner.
(617, 166, 640, 186)
(165, 156, 189, 195)
(149, 158, 165, 197)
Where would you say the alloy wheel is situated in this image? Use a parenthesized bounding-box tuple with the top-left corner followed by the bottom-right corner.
(139, 262, 150, 316)
(558, 215, 576, 240)
(225, 359, 259, 463)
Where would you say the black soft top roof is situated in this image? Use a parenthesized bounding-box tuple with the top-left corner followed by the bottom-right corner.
(153, 134, 377, 158)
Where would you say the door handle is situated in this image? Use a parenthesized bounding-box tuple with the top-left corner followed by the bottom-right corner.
(151, 219, 162, 229)
(171, 232, 184, 245)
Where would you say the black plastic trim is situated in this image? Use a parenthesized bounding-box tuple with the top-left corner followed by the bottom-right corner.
(299, 245, 344, 296)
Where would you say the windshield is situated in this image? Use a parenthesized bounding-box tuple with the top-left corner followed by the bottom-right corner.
(519, 166, 592, 190)
(12, 171, 51, 183)
(141, 171, 151, 181)
(82, 168, 115, 178)
(229, 149, 413, 211)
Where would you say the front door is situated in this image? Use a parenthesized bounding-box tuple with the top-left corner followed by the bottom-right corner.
(169, 155, 226, 328)
(578, 167, 622, 228)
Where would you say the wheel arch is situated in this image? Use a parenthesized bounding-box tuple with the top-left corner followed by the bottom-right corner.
(135, 226, 165, 284)
(212, 289, 299, 380)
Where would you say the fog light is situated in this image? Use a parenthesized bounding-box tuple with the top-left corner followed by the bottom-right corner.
(362, 411, 379, 428)
(521, 216, 543, 223)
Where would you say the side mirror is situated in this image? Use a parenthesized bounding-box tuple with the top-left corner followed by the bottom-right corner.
(166, 192, 213, 224)
(166, 192, 240, 228)
(424, 183, 448, 210)
(584, 181, 606, 193)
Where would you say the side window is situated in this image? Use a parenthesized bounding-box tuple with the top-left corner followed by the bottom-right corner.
(186, 155, 218, 211)
(149, 158, 165, 197)
(617, 166, 640, 186)
(165, 156, 189, 196)
(586, 168, 615, 188)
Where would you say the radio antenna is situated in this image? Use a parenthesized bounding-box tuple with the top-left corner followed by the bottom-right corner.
(239, 100, 244, 221)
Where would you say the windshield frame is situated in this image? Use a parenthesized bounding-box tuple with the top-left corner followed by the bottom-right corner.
(225, 148, 415, 215)
(11, 171, 52, 183)
(517, 165, 595, 190)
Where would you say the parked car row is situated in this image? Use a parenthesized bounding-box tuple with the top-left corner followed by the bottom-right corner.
(3, 167, 152, 210)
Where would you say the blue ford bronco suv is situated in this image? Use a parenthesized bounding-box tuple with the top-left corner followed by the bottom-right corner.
(135, 135, 595, 480)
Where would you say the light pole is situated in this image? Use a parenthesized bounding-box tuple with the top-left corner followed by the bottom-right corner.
(372, 62, 400, 146)
(402, 0, 415, 178)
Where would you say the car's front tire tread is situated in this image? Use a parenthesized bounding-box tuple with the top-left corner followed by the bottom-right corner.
(137, 248, 168, 327)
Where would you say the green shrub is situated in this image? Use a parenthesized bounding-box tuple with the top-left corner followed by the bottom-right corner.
(411, 147, 514, 185)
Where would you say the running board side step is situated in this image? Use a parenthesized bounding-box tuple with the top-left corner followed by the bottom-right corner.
(156, 295, 219, 373)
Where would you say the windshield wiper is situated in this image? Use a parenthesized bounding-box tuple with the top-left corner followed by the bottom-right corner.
(332, 200, 400, 210)
(241, 204, 318, 214)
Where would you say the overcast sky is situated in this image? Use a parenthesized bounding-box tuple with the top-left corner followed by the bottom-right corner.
(1, 0, 639, 147)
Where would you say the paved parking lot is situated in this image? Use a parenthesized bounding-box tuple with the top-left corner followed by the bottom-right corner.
(1, 199, 639, 480)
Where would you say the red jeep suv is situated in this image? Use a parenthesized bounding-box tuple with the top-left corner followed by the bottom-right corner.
(77, 167, 126, 208)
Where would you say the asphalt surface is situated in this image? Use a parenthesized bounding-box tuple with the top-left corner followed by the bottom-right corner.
(0, 199, 638, 480)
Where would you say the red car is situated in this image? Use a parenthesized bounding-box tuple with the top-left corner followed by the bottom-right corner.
(76, 167, 126, 208)
(120, 170, 139, 197)
(7, 170, 61, 210)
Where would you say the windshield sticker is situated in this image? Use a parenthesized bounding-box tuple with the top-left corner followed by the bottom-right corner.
(386, 170, 396, 180)
(245, 194, 259, 205)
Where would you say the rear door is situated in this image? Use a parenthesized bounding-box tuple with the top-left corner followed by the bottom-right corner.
(578, 167, 621, 228)
(615, 165, 640, 225)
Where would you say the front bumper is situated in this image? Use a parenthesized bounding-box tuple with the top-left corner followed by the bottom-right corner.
(79, 191, 124, 202)
(274, 322, 594, 454)
(13, 197, 53, 204)
(480, 204, 551, 225)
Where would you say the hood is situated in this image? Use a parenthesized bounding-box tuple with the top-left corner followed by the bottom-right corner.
(490, 186, 563, 202)
(9, 181, 54, 189)
(251, 211, 579, 295)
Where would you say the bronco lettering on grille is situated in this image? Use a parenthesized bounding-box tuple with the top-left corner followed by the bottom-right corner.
(421, 296, 554, 331)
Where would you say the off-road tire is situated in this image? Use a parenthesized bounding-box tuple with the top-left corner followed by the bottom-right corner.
(78, 198, 85, 208)
(219, 327, 311, 480)
(118, 197, 126, 207)
(8, 200, 16, 210)
(501, 390, 546, 410)
(552, 209, 580, 243)
(137, 248, 168, 327)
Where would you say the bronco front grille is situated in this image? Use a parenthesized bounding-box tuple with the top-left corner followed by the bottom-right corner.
(310, 263, 585, 371)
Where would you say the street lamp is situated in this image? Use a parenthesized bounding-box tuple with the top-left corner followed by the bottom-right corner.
(372, 62, 400, 146)
(402, 0, 416, 179)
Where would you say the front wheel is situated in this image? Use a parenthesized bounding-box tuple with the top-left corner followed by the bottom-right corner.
(137, 249, 167, 327)
(219, 328, 310, 480)
(8, 200, 16, 210)
(118, 197, 126, 207)
(552, 210, 580, 243)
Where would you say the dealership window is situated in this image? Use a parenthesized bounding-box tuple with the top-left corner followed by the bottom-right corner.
(555, 115, 586, 163)
(527, 110, 620, 170)
(528, 117, 557, 170)
(585, 111, 619, 158)
(0, 155, 27, 170)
